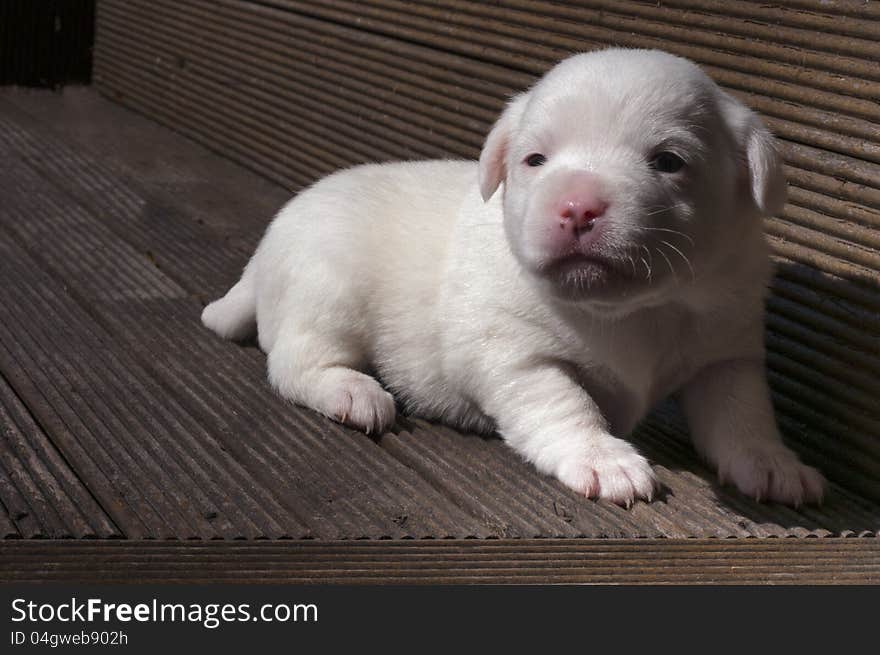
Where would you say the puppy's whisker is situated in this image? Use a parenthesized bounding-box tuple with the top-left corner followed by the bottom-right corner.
(639, 256, 652, 284)
(660, 239, 695, 282)
(640, 244, 655, 272)
(643, 202, 689, 217)
(655, 246, 677, 282)
(637, 226, 695, 246)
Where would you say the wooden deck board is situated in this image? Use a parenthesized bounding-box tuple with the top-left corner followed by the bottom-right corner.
(2, 539, 878, 584)
(0, 87, 877, 541)
(0, 93, 491, 539)
(92, 0, 880, 504)
(0, 377, 117, 538)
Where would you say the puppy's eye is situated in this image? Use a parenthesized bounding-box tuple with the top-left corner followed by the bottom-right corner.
(650, 151, 686, 174)
(525, 153, 547, 167)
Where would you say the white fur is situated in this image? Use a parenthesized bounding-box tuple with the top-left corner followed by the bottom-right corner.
(203, 49, 824, 507)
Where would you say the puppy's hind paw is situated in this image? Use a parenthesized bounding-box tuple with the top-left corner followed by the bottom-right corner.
(323, 374, 397, 436)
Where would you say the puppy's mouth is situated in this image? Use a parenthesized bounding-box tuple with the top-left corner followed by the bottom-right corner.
(538, 251, 628, 282)
(530, 248, 645, 302)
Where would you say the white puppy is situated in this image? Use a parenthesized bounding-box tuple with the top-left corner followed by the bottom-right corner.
(203, 48, 825, 507)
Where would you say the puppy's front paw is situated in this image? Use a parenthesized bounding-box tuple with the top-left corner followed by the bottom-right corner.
(556, 436, 657, 507)
(717, 441, 825, 506)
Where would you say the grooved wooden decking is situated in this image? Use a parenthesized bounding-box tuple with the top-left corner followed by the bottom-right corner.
(3, 540, 879, 585)
(1, 88, 878, 555)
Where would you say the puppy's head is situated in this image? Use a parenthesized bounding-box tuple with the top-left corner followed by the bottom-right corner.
(479, 49, 785, 312)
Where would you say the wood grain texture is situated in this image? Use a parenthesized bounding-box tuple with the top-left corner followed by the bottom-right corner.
(0, 77, 877, 539)
(2, 539, 878, 584)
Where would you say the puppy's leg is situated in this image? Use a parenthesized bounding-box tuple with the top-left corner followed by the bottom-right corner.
(202, 260, 257, 341)
(485, 363, 657, 506)
(267, 326, 396, 435)
(681, 359, 825, 506)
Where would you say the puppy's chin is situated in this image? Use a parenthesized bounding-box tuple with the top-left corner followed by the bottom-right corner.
(529, 252, 671, 314)
(532, 253, 631, 299)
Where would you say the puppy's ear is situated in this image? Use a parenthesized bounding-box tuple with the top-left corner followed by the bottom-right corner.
(479, 93, 529, 202)
(720, 92, 787, 216)
(743, 115, 787, 216)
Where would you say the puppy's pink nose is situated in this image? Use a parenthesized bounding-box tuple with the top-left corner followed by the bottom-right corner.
(558, 195, 608, 231)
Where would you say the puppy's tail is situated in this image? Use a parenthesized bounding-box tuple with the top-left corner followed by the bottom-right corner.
(201, 261, 257, 341)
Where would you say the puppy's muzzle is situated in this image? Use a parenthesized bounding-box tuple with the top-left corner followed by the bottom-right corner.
(548, 171, 610, 253)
